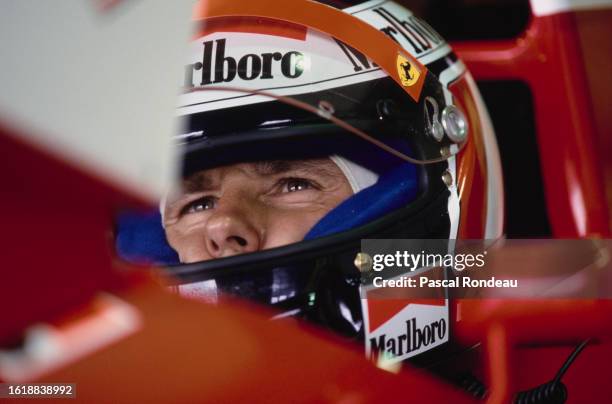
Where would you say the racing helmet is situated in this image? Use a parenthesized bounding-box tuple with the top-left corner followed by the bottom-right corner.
(116, 0, 503, 365)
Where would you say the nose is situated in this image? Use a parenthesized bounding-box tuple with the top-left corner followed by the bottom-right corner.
(204, 209, 262, 258)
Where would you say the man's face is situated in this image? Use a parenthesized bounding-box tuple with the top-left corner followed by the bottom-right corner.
(163, 158, 353, 263)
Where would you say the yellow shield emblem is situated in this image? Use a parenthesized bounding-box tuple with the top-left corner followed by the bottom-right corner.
(396, 54, 420, 87)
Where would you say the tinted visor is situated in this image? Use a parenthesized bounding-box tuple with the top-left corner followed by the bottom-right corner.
(177, 74, 466, 178)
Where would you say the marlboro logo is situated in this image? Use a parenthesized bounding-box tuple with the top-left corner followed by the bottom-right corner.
(184, 38, 305, 88)
(363, 299, 448, 363)
(369, 317, 447, 358)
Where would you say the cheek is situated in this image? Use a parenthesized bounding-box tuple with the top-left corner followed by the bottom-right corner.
(165, 226, 212, 263)
(262, 210, 329, 249)
(262, 187, 353, 248)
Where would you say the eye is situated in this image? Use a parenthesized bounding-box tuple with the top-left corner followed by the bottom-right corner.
(283, 178, 314, 193)
(181, 196, 217, 215)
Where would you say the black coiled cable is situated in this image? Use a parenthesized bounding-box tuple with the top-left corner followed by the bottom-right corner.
(515, 339, 589, 404)
(459, 373, 487, 400)
(459, 339, 590, 403)
(514, 380, 568, 404)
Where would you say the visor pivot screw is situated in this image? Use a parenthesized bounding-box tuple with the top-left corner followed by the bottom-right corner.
(441, 105, 468, 143)
(440, 146, 451, 158)
(318, 100, 335, 119)
(354, 253, 373, 273)
(442, 170, 453, 187)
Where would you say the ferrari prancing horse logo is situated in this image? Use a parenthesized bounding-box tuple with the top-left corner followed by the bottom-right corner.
(396, 54, 420, 87)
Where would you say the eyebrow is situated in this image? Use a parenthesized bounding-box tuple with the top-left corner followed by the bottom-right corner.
(183, 171, 215, 194)
(252, 160, 338, 176)
(182, 159, 340, 194)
